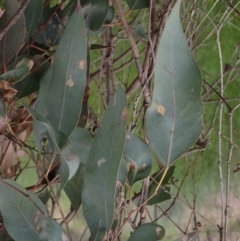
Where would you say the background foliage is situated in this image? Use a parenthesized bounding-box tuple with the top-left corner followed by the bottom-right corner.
(0, 0, 240, 241)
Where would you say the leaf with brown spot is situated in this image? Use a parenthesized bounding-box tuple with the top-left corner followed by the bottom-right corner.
(46, 3, 87, 137)
(84, 88, 127, 231)
(128, 223, 165, 241)
(145, 0, 203, 166)
(157, 104, 165, 115)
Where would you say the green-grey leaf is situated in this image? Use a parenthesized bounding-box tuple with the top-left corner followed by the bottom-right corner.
(126, 0, 149, 10)
(82, 184, 106, 241)
(87, 6, 114, 37)
(39, 217, 69, 241)
(147, 166, 175, 205)
(84, 88, 127, 231)
(22, 102, 80, 190)
(33, 66, 53, 152)
(83, 0, 108, 32)
(69, 128, 93, 164)
(132, 24, 149, 41)
(0, 58, 34, 83)
(24, 0, 43, 38)
(144, 0, 203, 166)
(128, 223, 165, 241)
(46, 2, 87, 137)
(173, 231, 200, 241)
(124, 132, 153, 185)
(0, 179, 47, 241)
(0, 0, 25, 68)
(64, 162, 85, 210)
(13, 55, 50, 99)
(117, 156, 127, 187)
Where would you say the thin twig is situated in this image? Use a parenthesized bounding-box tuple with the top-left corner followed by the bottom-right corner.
(216, 24, 225, 241)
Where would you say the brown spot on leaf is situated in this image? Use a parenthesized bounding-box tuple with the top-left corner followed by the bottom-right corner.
(157, 104, 165, 115)
(66, 75, 74, 87)
(121, 107, 127, 120)
(79, 59, 85, 69)
(127, 163, 136, 172)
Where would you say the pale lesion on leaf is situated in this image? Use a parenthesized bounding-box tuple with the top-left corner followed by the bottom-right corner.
(121, 107, 127, 120)
(97, 157, 106, 167)
(78, 59, 85, 69)
(156, 104, 165, 115)
(156, 226, 162, 239)
(66, 75, 74, 87)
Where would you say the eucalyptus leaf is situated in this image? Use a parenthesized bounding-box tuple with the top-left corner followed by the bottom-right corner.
(34, 5, 62, 47)
(126, 0, 149, 10)
(33, 66, 53, 152)
(22, 102, 80, 190)
(13, 55, 50, 99)
(0, 58, 34, 83)
(69, 128, 93, 164)
(84, 88, 127, 231)
(132, 24, 149, 41)
(64, 162, 85, 210)
(24, 0, 43, 38)
(47, 2, 87, 137)
(82, 0, 108, 32)
(145, 0, 203, 166)
(147, 166, 175, 205)
(124, 131, 153, 185)
(39, 217, 69, 241)
(82, 185, 106, 241)
(0, 179, 47, 241)
(128, 223, 165, 241)
(0, 0, 25, 68)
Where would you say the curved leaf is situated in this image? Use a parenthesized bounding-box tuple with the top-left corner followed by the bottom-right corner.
(0, 179, 47, 241)
(87, 6, 114, 37)
(13, 55, 50, 99)
(147, 166, 175, 205)
(39, 217, 69, 241)
(69, 128, 93, 164)
(117, 156, 127, 188)
(24, 0, 43, 38)
(23, 102, 80, 190)
(64, 162, 85, 210)
(84, 88, 127, 231)
(0, 58, 34, 83)
(0, 0, 25, 68)
(46, 2, 87, 137)
(83, 0, 108, 32)
(124, 131, 153, 185)
(128, 223, 165, 241)
(145, 0, 203, 166)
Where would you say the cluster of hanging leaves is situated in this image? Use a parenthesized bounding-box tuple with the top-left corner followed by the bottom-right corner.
(0, 0, 203, 240)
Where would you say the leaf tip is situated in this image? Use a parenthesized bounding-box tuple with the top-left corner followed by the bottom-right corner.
(76, 1, 82, 13)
